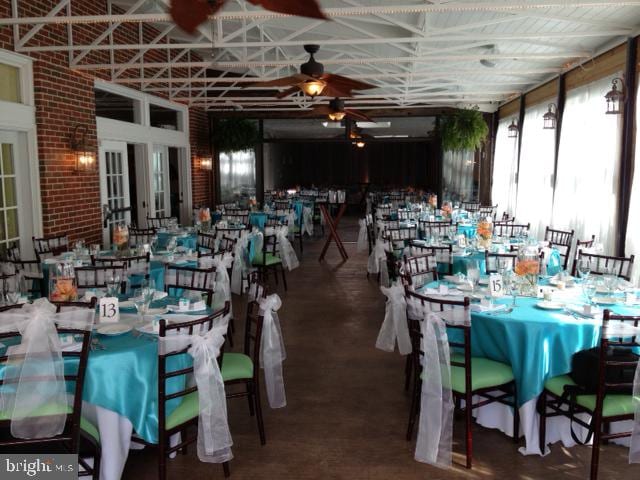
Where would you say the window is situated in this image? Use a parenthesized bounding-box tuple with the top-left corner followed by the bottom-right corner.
(552, 75, 622, 254)
(625, 86, 640, 285)
(0, 63, 20, 103)
(491, 117, 519, 218)
(219, 150, 256, 203)
(149, 104, 180, 131)
(515, 102, 556, 238)
(95, 89, 139, 123)
(0, 142, 19, 253)
(153, 149, 169, 217)
(442, 150, 475, 202)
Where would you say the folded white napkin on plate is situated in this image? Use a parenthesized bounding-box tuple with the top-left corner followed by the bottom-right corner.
(163, 313, 208, 324)
(422, 287, 463, 297)
(470, 304, 508, 313)
(166, 300, 207, 312)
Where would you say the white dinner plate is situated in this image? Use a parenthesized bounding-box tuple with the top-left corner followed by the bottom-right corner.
(119, 300, 134, 309)
(549, 278, 575, 287)
(136, 322, 159, 335)
(566, 305, 602, 318)
(593, 296, 621, 305)
(147, 307, 168, 315)
(535, 300, 565, 310)
(478, 277, 489, 286)
(97, 323, 132, 336)
(457, 283, 474, 292)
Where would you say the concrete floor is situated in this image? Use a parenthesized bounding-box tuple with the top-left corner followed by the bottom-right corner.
(124, 216, 640, 480)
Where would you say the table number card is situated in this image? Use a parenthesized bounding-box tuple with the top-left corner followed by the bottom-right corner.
(489, 273, 504, 297)
(99, 297, 120, 324)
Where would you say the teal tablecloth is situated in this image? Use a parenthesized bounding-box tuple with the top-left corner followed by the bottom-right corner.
(156, 232, 197, 250)
(249, 212, 267, 230)
(423, 282, 638, 406)
(457, 224, 477, 238)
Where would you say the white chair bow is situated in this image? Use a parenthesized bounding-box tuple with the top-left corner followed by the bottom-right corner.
(302, 207, 314, 236)
(230, 234, 252, 295)
(275, 226, 299, 271)
(159, 325, 233, 463)
(258, 294, 287, 409)
(367, 238, 389, 286)
(357, 219, 368, 253)
(376, 282, 411, 355)
(211, 257, 232, 325)
(0, 298, 94, 439)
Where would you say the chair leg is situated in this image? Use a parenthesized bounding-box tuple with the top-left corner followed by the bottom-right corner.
(91, 445, 101, 480)
(281, 265, 287, 291)
(158, 446, 166, 480)
(590, 412, 603, 480)
(299, 233, 303, 254)
(404, 355, 413, 392)
(273, 266, 279, 286)
(253, 381, 266, 445)
(222, 461, 231, 478)
(512, 384, 519, 443)
(247, 382, 256, 417)
(226, 320, 234, 348)
(538, 392, 547, 455)
(406, 378, 420, 441)
(465, 392, 473, 469)
(181, 428, 188, 454)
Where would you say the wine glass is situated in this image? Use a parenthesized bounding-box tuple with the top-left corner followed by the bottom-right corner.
(133, 288, 153, 326)
(467, 264, 480, 294)
(106, 273, 121, 297)
(167, 237, 177, 255)
(504, 271, 518, 307)
(582, 279, 597, 306)
(576, 258, 591, 282)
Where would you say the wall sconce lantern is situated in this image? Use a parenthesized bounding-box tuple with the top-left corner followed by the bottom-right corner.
(604, 77, 625, 114)
(507, 119, 519, 138)
(543, 103, 558, 129)
(200, 156, 213, 170)
(70, 124, 96, 173)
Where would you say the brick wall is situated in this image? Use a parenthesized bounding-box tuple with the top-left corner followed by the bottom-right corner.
(0, 0, 213, 244)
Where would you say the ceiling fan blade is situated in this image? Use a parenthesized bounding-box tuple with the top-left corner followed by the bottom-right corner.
(275, 86, 301, 99)
(344, 109, 373, 122)
(243, 75, 301, 88)
(169, 0, 217, 35)
(247, 0, 327, 19)
(302, 105, 332, 117)
(322, 73, 377, 91)
(321, 84, 352, 98)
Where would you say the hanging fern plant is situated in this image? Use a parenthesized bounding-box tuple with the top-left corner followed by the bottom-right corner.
(212, 118, 259, 153)
(440, 108, 489, 152)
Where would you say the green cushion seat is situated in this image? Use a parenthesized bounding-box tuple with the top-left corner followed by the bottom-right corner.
(166, 391, 199, 430)
(252, 253, 283, 267)
(422, 355, 514, 393)
(544, 374, 635, 418)
(291, 225, 301, 234)
(0, 403, 99, 443)
(221, 353, 253, 382)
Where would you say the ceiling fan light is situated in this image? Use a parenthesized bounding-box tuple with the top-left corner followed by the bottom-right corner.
(355, 141, 365, 148)
(301, 80, 326, 97)
(328, 111, 346, 121)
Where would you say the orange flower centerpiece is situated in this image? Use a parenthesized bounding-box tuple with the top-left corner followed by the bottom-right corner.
(441, 202, 452, 219)
(428, 194, 438, 210)
(514, 246, 540, 296)
(476, 218, 493, 249)
(112, 223, 129, 253)
(198, 207, 212, 231)
(49, 263, 78, 302)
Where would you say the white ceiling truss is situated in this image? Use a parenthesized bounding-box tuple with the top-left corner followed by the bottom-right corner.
(4, 0, 640, 114)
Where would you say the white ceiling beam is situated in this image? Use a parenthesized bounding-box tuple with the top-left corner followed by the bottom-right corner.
(72, 52, 590, 71)
(110, 24, 175, 78)
(3, 2, 639, 26)
(184, 92, 512, 101)
(15, 0, 69, 48)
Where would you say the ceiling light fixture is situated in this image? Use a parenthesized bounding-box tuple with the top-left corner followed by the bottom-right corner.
(604, 77, 625, 115)
(507, 118, 519, 138)
(543, 103, 557, 129)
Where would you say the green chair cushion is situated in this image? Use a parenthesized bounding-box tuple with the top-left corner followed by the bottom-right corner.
(291, 226, 301, 234)
(544, 374, 635, 418)
(221, 353, 253, 382)
(252, 253, 282, 267)
(166, 391, 199, 430)
(0, 403, 99, 443)
(421, 355, 514, 393)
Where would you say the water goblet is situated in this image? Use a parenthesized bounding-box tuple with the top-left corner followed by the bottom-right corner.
(582, 279, 597, 306)
(106, 274, 121, 297)
(576, 258, 591, 282)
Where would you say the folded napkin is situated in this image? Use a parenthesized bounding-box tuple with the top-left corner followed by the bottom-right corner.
(422, 287, 463, 297)
(443, 274, 465, 284)
(167, 300, 207, 312)
(130, 291, 168, 302)
(162, 313, 208, 324)
(470, 304, 508, 313)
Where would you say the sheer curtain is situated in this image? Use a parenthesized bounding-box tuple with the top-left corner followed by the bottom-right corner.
(552, 75, 622, 254)
(515, 102, 556, 238)
(625, 87, 640, 285)
(219, 149, 256, 203)
(442, 150, 475, 202)
(491, 117, 519, 217)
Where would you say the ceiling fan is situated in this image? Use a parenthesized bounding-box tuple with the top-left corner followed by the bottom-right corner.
(307, 97, 374, 122)
(170, 0, 326, 35)
(244, 45, 377, 98)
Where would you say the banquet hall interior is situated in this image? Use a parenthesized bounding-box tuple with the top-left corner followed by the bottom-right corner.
(2, 1, 640, 480)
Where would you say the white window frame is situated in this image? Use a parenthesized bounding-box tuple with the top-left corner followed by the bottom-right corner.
(0, 48, 42, 255)
(94, 80, 192, 226)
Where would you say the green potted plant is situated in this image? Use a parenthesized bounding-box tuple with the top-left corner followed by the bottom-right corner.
(211, 118, 259, 153)
(440, 108, 489, 152)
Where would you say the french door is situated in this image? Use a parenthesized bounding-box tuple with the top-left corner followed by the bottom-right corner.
(99, 141, 131, 246)
(0, 131, 23, 255)
(152, 145, 170, 218)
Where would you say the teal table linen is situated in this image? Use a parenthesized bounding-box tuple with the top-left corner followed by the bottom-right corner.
(156, 232, 197, 250)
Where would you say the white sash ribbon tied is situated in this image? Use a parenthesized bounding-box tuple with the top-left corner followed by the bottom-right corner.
(276, 227, 299, 271)
(160, 325, 233, 463)
(357, 219, 368, 253)
(367, 238, 389, 286)
(211, 258, 232, 325)
(230, 233, 252, 295)
(376, 282, 411, 355)
(258, 294, 287, 409)
(414, 305, 470, 468)
(302, 207, 314, 236)
(0, 298, 94, 439)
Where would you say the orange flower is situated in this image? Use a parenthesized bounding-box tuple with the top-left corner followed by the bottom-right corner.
(442, 204, 452, 216)
(198, 208, 211, 222)
(112, 226, 129, 246)
(477, 220, 492, 239)
(515, 259, 540, 276)
(51, 277, 78, 302)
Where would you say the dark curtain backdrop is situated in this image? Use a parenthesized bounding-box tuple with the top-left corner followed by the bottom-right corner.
(264, 140, 439, 191)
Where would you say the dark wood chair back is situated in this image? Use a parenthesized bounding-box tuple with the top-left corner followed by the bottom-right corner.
(461, 201, 480, 212)
(147, 216, 173, 229)
(164, 265, 215, 306)
(484, 251, 518, 274)
(33, 234, 69, 261)
(129, 227, 156, 246)
(493, 222, 530, 238)
(572, 250, 635, 281)
(75, 265, 127, 294)
(544, 226, 574, 270)
(402, 254, 438, 289)
(418, 219, 453, 239)
(197, 231, 217, 252)
(241, 301, 265, 378)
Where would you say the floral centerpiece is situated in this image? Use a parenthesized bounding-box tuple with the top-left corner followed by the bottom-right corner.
(112, 223, 129, 253)
(514, 246, 540, 296)
(50, 277, 78, 302)
(476, 218, 493, 249)
(441, 202, 452, 219)
(428, 194, 438, 210)
(198, 207, 212, 231)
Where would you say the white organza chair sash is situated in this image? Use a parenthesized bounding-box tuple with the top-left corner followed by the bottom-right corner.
(158, 324, 233, 463)
(230, 232, 253, 295)
(357, 219, 368, 253)
(211, 257, 232, 324)
(258, 294, 287, 409)
(302, 207, 314, 236)
(367, 238, 389, 286)
(275, 226, 299, 271)
(0, 298, 94, 439)
(375, 282, 411, 355)
(602, 322, 640, 464)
